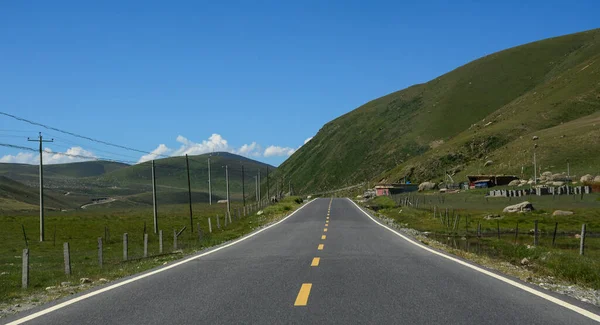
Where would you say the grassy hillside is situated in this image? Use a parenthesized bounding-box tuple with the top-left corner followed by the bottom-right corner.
(0, 161, 128, 180)
(0, 176, 80, 211)
(278, 28, 600, 193)
(101, 152, 275, 199)
(0, 152, 273, 212)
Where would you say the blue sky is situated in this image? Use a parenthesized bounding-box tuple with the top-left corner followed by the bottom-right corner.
(1, 1, 598, 166)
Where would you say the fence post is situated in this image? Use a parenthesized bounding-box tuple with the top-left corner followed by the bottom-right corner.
(534, 220, 539, 246)
(159, 230, 163, 254)
(63, 242, 71, 276)
(123, 233, 128, 261)
(514, 222, 519, 244)
(477, 222, 481, 238)
(216, 215, 221, 229)
(173, 230, 178, 250)
(98, 237, 103, 268)
(497, 221, 500, 239)
(580, 224, 586, 255)
(144, 233, 148, 258)
(22, 248, 29, 289)
(552, 222, 558, 247)
(208, 218, 212, 233)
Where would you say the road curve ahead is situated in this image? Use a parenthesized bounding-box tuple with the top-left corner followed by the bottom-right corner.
(5, 198, 600, 324)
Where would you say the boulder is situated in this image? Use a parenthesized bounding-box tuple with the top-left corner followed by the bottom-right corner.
(580, 174, 594, 183)
(508, 180, 520, 186)
(532, 136, 539, 140)
(484, 214, 502, 220)
(521, 258, 530, 266)
(80, 277, 92, 284)
(418, 182, 437, 192)
(257, 210, 264, 216)
(594, 176, 600, 183)
(550, 173, 568, 181)
(551, 181, 565, 186)
(503, 201, 534, 213)
(541, 171, 553, 177)
(552, 210, 574, 216)
(484, 160, 493, 167)
(527, 180, 534, 185)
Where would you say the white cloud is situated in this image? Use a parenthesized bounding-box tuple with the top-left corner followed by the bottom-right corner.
(137, 144, 172, 164)
(0, 146, 96, 164)
(264, 145, 296, 157)
(172, 134, 230, 156)
(236, 142, 262, 157)
(0, 152, 36, 164)
(137, 133, 312, 163)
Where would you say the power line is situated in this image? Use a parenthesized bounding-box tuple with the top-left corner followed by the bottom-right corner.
(0, 111, 170, 158)
(0, 142, 136, 164)
(46, 133, 142, 161)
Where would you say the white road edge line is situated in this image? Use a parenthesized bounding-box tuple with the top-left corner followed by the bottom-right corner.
(347, 198, 600, 322)
(7, 199, 318, 325)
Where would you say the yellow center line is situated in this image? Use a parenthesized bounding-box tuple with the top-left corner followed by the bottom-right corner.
(294, 283, 312, 306)
(311, 257, 320, 266)
(324, 228, 328, 232)
(321, 235, 326, 240)
(318, 244, 324, 250)
(325, 223, 328, 227)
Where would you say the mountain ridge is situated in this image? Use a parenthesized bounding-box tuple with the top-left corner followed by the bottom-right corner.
(278, 28, 600, 193)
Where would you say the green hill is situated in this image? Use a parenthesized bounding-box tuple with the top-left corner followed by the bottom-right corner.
(0, 176, 77, 211)
(278, 28, 600, 193)
(101, 152, 275, 200)
(0, 160, 128, 180)
(0, 152, 273, 211)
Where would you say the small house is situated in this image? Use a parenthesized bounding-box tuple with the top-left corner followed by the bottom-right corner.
(375, 183, 418, 196)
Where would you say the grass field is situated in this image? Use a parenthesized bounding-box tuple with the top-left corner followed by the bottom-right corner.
(364, 191, 600, 289)
(0, 196, 304, 305)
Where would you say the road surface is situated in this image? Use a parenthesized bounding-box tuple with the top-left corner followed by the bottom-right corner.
(5, 198, 600, 324)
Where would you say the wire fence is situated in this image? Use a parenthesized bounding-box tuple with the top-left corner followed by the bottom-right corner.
(383, 193, 600, 258)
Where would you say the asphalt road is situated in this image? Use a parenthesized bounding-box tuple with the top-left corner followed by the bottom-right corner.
(5, 198, 600, 324)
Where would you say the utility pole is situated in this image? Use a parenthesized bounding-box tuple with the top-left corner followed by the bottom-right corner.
(185, 154, 193, 233)
(533, 150, 537, 185)
(241, 164, 246, 206)
(152, 160, 158, 234)
(258, 170, 261, 205)
(28, 132, 53, 242)
(208, 156, 212, 205)
(567, 159, 571, 183)
(254, 176, 258, 202)
(225, 165, 230, 221)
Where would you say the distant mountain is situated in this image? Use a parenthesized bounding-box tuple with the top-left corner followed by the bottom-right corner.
(0, 160, 129, 184)
(277, 28, 600, 193)
(101, 152, 275, 199)
(0, 176, 76, 211)
(0, 152, 275, 211)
